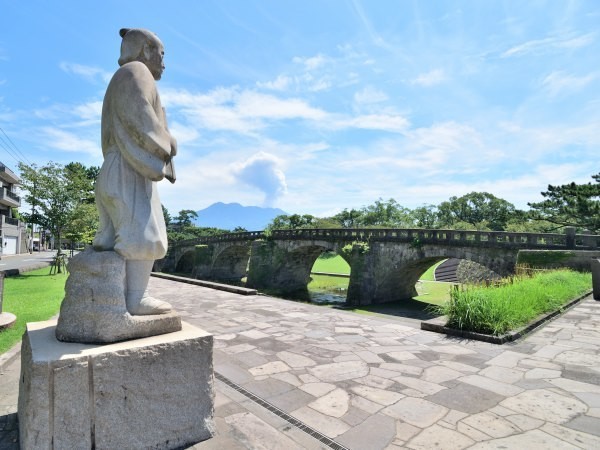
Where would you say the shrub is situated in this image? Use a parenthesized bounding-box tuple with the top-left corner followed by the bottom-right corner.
(435, 269, 591, 335)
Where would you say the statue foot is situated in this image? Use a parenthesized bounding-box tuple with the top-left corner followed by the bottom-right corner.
(127, 296, 172, 315)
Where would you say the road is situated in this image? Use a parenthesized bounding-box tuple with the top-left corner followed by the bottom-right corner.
(0, 251, 57, 274)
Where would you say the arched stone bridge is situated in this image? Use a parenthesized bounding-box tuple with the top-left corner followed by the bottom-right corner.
(157, 228, 599, 306)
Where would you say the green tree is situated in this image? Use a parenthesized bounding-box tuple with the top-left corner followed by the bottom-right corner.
(360, 198, 412, 227)
(167, 226, 228, 243)
(410, 204, 439, 229)
(437, 192, 517, 231)
(333, 208, 364, 228)
(162, 204, 172, 229)
(18, 162, 90, 259)
(63, 202, 99, 245)
(312, 217, 341, 229)
(528, 173, 600, 233)
(175, 209, 198, 227)
(267, 214, 316, 230)
(64, 162, 98, 204)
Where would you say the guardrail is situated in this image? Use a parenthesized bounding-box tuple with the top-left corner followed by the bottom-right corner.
(171, 228, 599, 250)
(174, 231, 265, 247)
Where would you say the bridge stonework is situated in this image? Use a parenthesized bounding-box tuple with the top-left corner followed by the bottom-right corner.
(246, 239, 352, 293)
(159, 228, 599, 306)
(345, 242, 518, 306)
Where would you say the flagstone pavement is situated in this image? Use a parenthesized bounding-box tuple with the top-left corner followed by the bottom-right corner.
(1, 277, 600, 449)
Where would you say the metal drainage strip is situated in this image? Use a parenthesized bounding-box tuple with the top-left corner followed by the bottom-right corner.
(215, 372, 350, 450)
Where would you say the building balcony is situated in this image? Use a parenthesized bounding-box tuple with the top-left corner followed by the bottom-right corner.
(1, 215, 19, 227)
(0, 164, 20, 185)
(0, 188, 20, 208)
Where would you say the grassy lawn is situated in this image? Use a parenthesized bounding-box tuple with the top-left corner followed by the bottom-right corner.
(311, 254, 350, 274)
(415, 280, 454, 306)
(435, 269, 592, 335)
(419, 260, 446, 281)
(308, 274, 349, 292)
(0, 268, 67, 354)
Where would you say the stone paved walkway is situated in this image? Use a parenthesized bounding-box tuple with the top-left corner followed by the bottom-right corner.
(2, 277, 600, 449)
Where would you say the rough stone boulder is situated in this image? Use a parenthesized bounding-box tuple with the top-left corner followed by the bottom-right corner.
(55, 247, 181, 343)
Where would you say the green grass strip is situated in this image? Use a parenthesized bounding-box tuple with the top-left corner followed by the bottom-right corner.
(0, 268, 67, 354)
(434, 269, 592, 335)
(311, 254, 350, 274)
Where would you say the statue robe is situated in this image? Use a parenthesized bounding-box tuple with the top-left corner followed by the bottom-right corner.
(93, 61, 171, 260)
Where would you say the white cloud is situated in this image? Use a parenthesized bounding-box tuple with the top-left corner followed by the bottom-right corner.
(59, 62, 112, 84)
(411, 69, 446, 87)
(40, 127, 101, 156)
(293, 54, 328, 71)
(306, 77, 332, 92)
(541, 70, 598, 97)
(501, 32, 596, 58)
(73, 101, 103, 122)
(338, 121, 488, 178)
(162, 87, 327, 134)
(232, 152, 287, 206)
(334, 113, 410, 133)
(236, 91, 326, 120)
(169, 122, 199, 144)
(354, 86, 388, 105)
(256, 75, 292, 91)
(406, 121, 484, 159)
(500, 121, 600, 158)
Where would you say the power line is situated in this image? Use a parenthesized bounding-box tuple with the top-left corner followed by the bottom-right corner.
(0, 132, 22, 166)
(0, 126, 33, 166)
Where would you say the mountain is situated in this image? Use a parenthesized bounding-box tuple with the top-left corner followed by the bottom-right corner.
(194, 202, 288, 231)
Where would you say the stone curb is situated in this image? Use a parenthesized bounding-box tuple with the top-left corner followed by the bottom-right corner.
(1, 261, 52, 277)
(311, 271, 350, 278)
(0, 341, 21, 372)
(151, 272, 258, 296)
(421, 290, 593, 344)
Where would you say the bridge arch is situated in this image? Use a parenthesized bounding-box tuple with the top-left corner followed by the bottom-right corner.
(211, 243, 251, 282)
(347, 243, 519, 305)
(175, 249, 196, 275)
(246, 239, 353, 295)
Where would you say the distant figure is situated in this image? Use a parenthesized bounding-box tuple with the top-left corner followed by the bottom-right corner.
(93, 28, 177, 315)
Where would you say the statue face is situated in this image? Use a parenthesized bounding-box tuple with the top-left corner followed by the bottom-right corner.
(143, 40, 165, 81)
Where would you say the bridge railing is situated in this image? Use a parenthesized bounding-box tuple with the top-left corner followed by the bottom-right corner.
(269, 228, 599, 250)
(171, 228, 599, 250)
(173, 231, 265, 248)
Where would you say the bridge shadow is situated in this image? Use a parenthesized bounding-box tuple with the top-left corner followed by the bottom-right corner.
(338, 297, 443, 321)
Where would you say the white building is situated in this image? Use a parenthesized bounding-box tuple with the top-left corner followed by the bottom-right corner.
(0, 163, 26, 255)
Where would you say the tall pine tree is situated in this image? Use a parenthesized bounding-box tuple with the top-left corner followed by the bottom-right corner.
(528, 173, 600, 233)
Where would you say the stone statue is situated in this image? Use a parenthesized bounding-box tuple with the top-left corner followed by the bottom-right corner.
(93, 28, 176, 316)
(56, 28, 181, 343)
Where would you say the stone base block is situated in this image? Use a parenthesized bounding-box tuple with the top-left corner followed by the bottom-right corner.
(19, 320, 214, 449)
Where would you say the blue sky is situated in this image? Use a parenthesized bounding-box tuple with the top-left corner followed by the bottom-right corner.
(1, 1, 598, 217)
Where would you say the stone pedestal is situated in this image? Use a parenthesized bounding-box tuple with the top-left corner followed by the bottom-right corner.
(19, 319, 214, 449)
(592, 259, 600, 300)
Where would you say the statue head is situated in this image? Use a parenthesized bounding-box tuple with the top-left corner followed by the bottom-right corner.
(118, 28, 165, 80)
